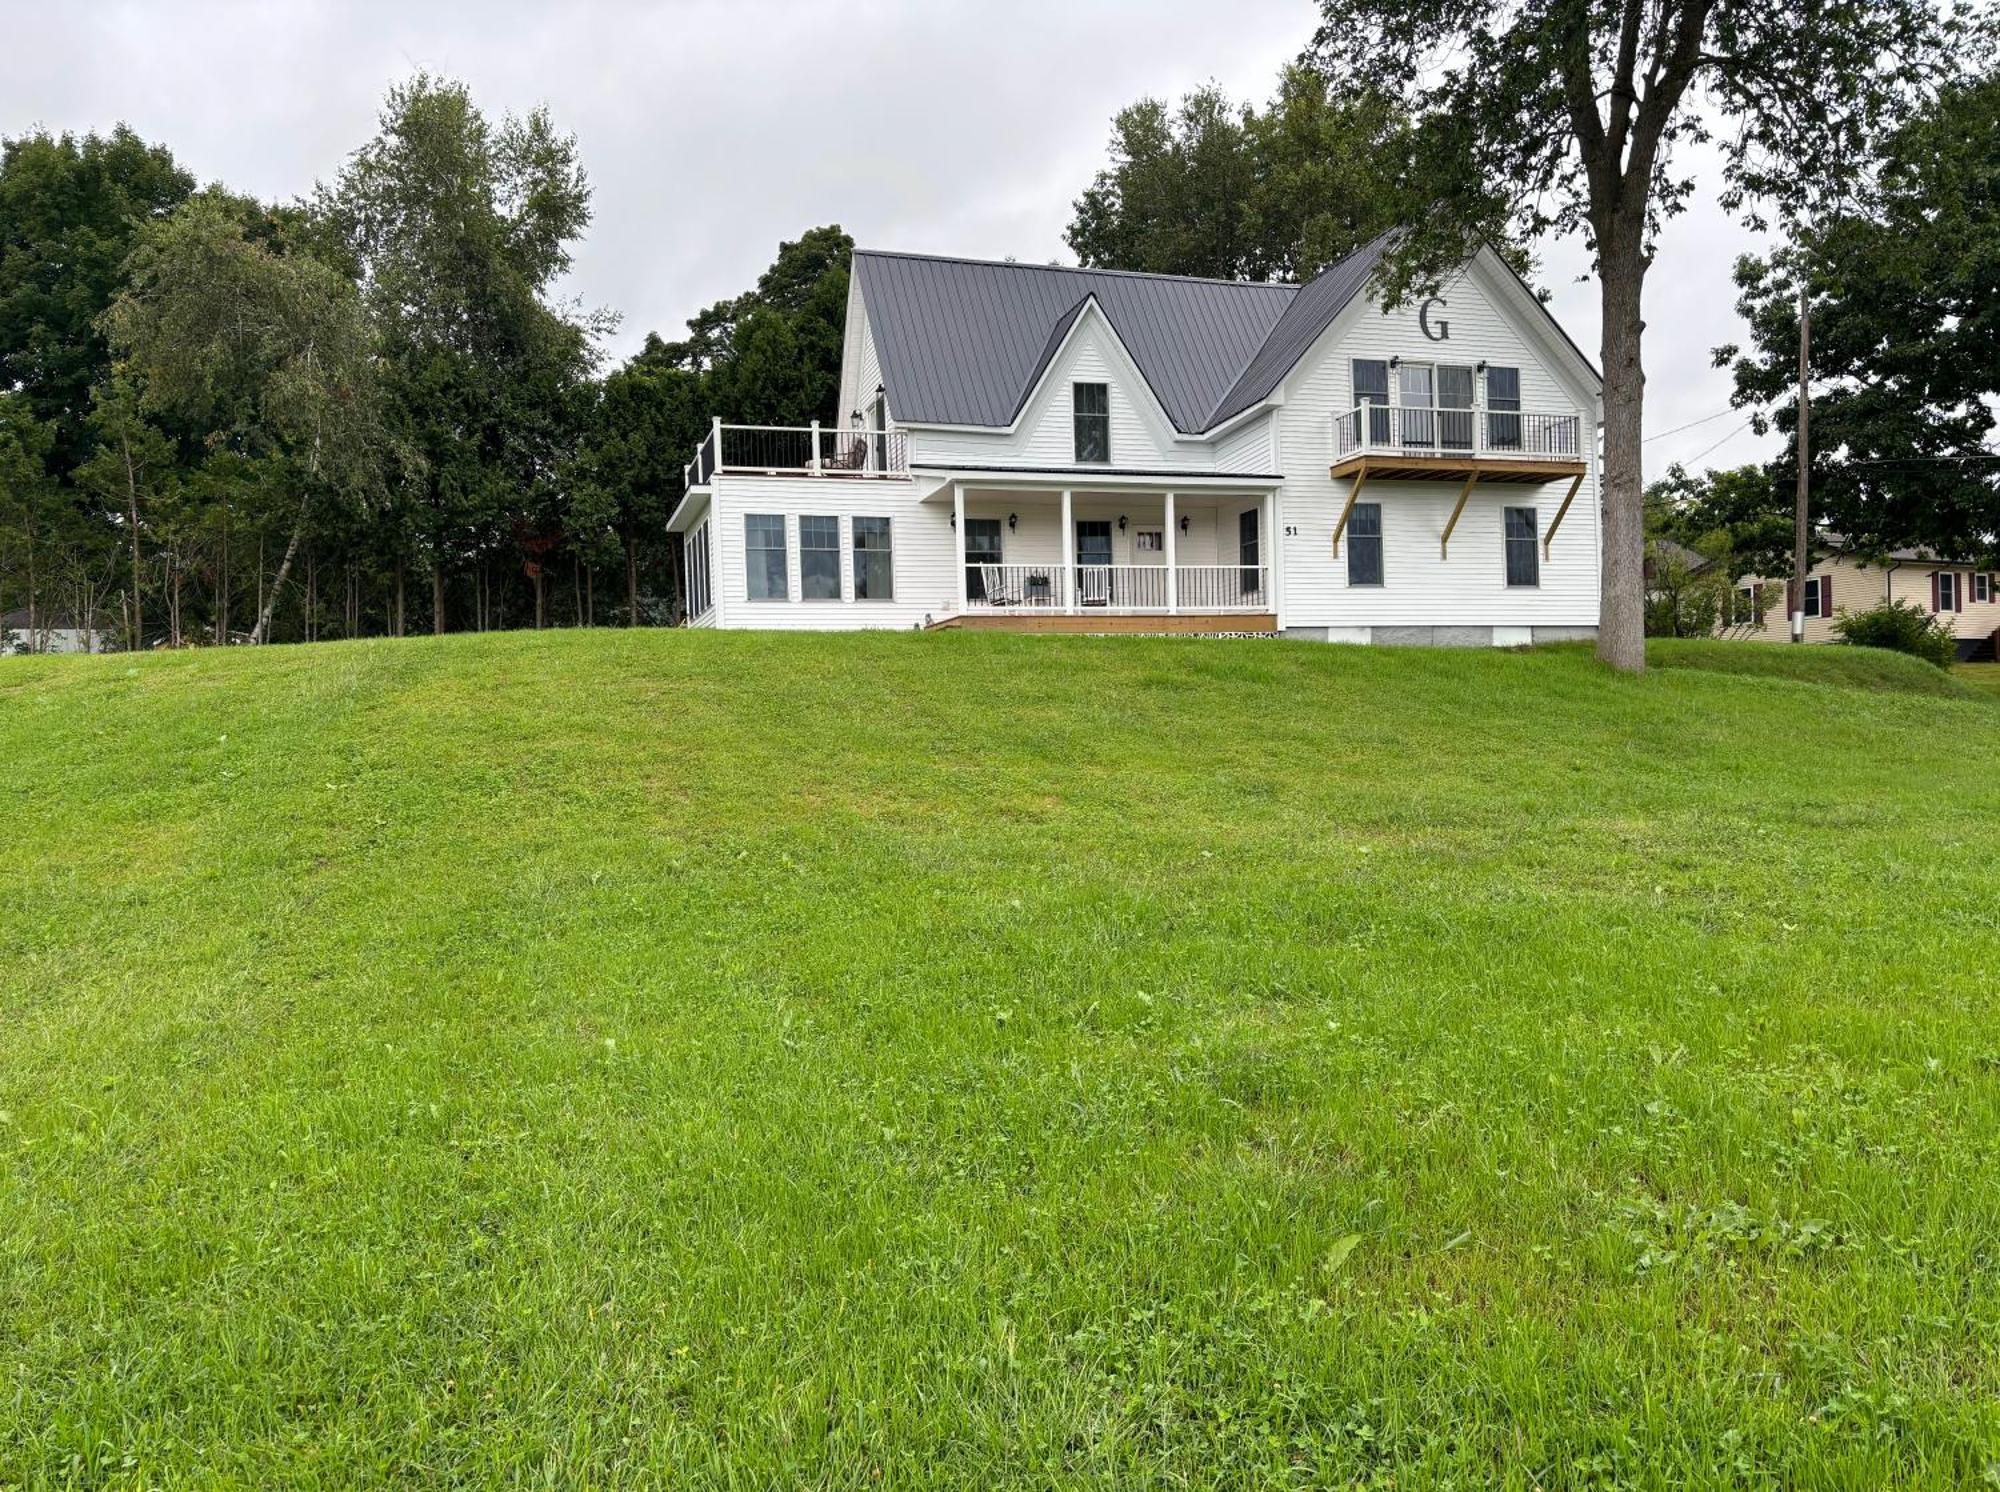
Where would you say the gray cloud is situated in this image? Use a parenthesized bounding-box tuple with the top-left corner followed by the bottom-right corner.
(4, 0, 1773, 474)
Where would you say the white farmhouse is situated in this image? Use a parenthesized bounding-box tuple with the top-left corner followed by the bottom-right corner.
(668, 236, 1604, 644)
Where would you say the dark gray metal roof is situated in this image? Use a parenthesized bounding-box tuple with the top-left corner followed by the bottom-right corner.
(855, 250, 1307, 434)
(1207, 236, 1388, 426)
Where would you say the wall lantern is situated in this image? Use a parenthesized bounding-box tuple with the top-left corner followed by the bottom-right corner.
(1179, 514, 1189, 534)
(948, 512, 956, 529)
(1388, 355, 1401, 369)
(1007, 512, 1018, 531)
(1117, 514, 1128, 532)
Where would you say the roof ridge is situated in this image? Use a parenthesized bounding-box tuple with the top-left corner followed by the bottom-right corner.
(853, 247, 1300, 294)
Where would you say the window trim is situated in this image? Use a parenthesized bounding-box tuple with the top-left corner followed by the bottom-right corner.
(1346, 502, 1384, 587)
(1976, 572, 1991, 605)
(852, 515, 895, 602)
(744, 512, 789, 603)
(1503, 505, 1540, 589)
(1072, 381, 1110, 465)
(799, 513, 843, 602)
(1936, 570, 1958, 613)
(1804, 575, 1824, 618)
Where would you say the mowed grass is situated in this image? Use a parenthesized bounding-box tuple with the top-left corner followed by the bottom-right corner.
(2, 631, 1997, 1490)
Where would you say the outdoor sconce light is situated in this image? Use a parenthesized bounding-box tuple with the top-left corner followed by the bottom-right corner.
(1118, 514, 1127, 532)
(1007, 512, 1018, 531)
(1388, 355, 1401, 369)
(1179, 514, 1189, 534)
(948, 512, 955, 529)
(1475, 360, 1488, 373)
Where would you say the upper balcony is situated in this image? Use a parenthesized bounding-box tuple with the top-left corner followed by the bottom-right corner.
(1331, 405, 1587, 485)
(683, 422, 911, 490)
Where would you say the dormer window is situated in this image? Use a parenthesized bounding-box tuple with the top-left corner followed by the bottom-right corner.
(1073, 382, 1109, 463)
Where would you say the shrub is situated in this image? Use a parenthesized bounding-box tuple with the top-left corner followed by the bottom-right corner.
(1831, 599, 1957, 670)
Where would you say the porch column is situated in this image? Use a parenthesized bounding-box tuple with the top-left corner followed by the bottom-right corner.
(953, 483, 967, 614)
(1164, 492, 1178, 614)
(1061, 488, 1075, 613)
(1260, 490, 1273, 610)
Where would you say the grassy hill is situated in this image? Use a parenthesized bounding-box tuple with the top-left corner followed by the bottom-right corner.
(3, 632, 1997, 1488)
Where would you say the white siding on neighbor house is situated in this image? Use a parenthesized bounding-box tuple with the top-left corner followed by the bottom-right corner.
(908, 311, 1217, 473)
(1271, 253, 1601, 633)
(704, 473, 953, 629)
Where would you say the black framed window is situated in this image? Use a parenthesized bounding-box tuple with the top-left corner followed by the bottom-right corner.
(745, 513, 787, 600)
(1352, 359, 1391, 443)
(1238, 508, 1260, 595)
(853, 516, 894, 600)
(1347, 502, 1383, 586)
(1504, 506, 1539, 587)
(1438, 364, 1475, 450)
(964, 517, 1002, 600)
(1486, 366, 1522, 449)
(1073, 383, 1109, 463)
(800, 515, 841, 599)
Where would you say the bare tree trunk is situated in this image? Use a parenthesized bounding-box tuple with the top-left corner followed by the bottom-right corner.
(305, 549, 316, 643)
(124, 435, 143, 652)
(625, 532, 639, 627)
(395, 557, 406, 637)
(257, 534, 266, 635)
(169, 565, 182, 647)
(585, 563, 593, 627)
(534, 569, 545, 629)
(572, 554, 582, 628)
(1791, 286, 1810, 643)
(250, 499, 309, 645)
(218, 514, 230, 644)
(432, 564, 445, 636)
(1594, 226, 1648, 674)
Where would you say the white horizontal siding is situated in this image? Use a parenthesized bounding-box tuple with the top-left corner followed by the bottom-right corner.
(1273, 255, 1601, 631)
(706, 474, 952, 629)
(1214, 411, 1276, 474)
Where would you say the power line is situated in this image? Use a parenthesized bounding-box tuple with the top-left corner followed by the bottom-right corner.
(1644, 407, 1740, 443)
(1682, 420, 1754, 467)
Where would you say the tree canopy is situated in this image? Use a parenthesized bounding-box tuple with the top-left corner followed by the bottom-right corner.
(1721, 70, 2000, 564)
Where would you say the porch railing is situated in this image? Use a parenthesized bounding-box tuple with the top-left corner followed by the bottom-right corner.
(682, 422, 909, 488)
(1333, 404, 1582, 462)
(966, 563, 1270, 614)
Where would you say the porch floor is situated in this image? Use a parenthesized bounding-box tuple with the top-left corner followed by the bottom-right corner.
(928, 611, 1277, 635)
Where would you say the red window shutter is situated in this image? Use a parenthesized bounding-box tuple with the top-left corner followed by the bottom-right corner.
(1821, 574, 1831, 616)
(1787, 578, 1798, 614)
(1932, 572, 1941, 613)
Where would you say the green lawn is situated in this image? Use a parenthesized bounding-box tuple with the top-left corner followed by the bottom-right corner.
(3, 632, 1997, 1489)
(1957, 661, 2000, 700)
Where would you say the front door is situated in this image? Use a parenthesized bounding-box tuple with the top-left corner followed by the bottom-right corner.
(1238, 508, 1260, 596)
(964, 518, 1002, 601)
(1399, 363, 1435, 448)
(1076, 520, 1113, 605)
(1438, 364, 1475, 451)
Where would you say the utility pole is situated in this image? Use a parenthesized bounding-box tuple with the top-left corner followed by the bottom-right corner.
(1790, 284, 1811, 643)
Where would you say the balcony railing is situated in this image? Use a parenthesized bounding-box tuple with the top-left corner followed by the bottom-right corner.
(682, 422, 909, 488)
(1333, 404, 1583, 462)
(966, 563, 1270, 614)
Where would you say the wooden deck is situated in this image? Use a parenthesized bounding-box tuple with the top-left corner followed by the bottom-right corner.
(930, 611, 1277, 635)
(1329, 452, 1586, 485)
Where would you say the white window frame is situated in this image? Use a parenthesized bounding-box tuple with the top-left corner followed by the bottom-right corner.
(1073, 382, 1110, 465)
(1937, 571, 1958, 612)
(853, 515, 895, 602)
(799, 514, 843, 601)
(685, 519, 712, 620)
(744, 513, 790, 602)
(1804, 576, 1824, 618)
(1503, 506, 1540, 589)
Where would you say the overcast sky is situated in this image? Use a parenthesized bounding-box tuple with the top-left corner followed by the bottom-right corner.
(3, 0, 1773, 475)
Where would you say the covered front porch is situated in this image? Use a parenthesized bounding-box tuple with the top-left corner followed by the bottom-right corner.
(930, 476, 1277, 628)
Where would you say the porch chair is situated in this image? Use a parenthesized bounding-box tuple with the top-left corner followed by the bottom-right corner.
(979, 563, 1019, 607)
(1078, 566, 1111, 607)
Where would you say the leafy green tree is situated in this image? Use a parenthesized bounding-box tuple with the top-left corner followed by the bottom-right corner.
(0, 127, 193, 480)
(579, 349, 706, 623)
(103, 191, 381, 643)
(1648, 462, 1792, 579)
(0, 393, 60, 643)
(1305, 0, 1964, 672)
(1721, 71, 2000, 564)
(326, 73, 605, 632)
(73, 378, 177, 650)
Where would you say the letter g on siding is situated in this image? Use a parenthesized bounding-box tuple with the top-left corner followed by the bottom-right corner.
(1419, 297, 1449, 341)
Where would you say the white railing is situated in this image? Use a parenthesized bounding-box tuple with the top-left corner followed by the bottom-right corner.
(1174, 564, 1269, 611)
(683, 422, 909, 488)
(964, 563, 1270, 614)
(1333, 404, 1582, 462)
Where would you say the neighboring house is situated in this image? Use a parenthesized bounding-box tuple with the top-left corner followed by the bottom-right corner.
(1732, 539, 2000, 659)
(0, 607, 103, 656)
(667, 237, 1606, 643)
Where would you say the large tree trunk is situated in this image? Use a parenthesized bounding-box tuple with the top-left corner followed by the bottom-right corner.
(1594, 228, 1649, 674)
(249, 499, 309, 645)
(124, 437, 143, 652)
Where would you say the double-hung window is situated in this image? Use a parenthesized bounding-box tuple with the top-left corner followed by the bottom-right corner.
(1504, 507, 1540, 587)
(1976, 572, 1992, 604)
(745, 514, 788, 600)
(853, 516, 894, 600)
(1804, 575, 1828, 618)
(1347, 503, 1383, 586)
(1935, 571, 1959, 613)
(1073, 383, 1109, 463)
(800, 515, 841, 599)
